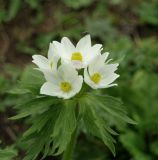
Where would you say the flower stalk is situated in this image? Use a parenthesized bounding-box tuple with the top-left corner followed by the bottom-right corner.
(62, 127, 78, 160)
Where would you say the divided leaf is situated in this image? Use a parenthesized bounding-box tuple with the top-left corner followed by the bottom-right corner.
(79, 96, 116, 155)
(51, 100, 77, 155)
(21, 99, 77, 160)
(10, 96, 59, 120)
(86, 93, 136, 124)
(78, 92, 136, 155)
(22, 104, 61, 160)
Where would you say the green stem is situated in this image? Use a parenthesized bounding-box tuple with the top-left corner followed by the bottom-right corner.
(62, 128, 78, 160)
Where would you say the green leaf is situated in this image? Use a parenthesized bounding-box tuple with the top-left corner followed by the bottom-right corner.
(16, 43, 38, 55)
(86, 93, 136, 124)
(20, 99, 77, 159)
(10, 96, 59, 120)
(0, 146, 17, 160)
(150, 141, 158, 156)
(0, 9, 7, 23)
(63, 0, 94, 9)
(79, 95, 116, 156)
(138, 1, 158, 25)
(86, 19, 117, 41)
(120, 131, 152, 160)
(19, 65, 45, 94)
(51, 100, 77, 155)
(23, 105, 61, 160)
(7, 0, 21, 21)
(25, 0, 41, 9)
(78, 92, 136, 156)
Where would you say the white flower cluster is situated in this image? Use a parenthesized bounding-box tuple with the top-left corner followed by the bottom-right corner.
(32, 35, 119, 99)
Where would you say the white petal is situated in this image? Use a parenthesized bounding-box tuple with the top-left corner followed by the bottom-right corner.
(41, 63, 83, 99)
(60, 92, 74, 99)
(88, 54, 104, 75)
(102, 52, 110, 62)
(40, 82, 60, 97)
(101, 73, 120, 86)
(58, 63, 78, 82)
(32, 55, 49, 69)
(84, 68, 97, 89)
(97, 83, 118, 89)
(48, 43, 59, 60)
(76, 34, 91, 50)
(61, 37, 75, 53)
(105, 83, 118, 88)
(40, 69, 60, 85)
(72, 75, 83, 94)
(100, 63, 119, 75)
(47, 43, 60, 70)
(85, 44, 102, 60)
(84, 45, 103, 68)
(92, 44, 102, 52)
(71, 60, 85, 69)
(61, 76, 83, 99)
(53, 41, 70, 60)
(48, 43, 54, 60)
(82, 48, 97, 65)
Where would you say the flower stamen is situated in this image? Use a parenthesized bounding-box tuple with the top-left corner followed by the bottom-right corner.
(91, 73, 101, 84)
(60, 82, 72, 92)
(71, 52, 83, 61)
(50, 61, 53, 69)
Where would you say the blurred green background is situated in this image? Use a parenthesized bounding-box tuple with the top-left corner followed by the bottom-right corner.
(0, 0, 158, 159)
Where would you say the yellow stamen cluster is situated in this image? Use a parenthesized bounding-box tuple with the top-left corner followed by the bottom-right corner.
(50, 61, 53, 69)
(91, 73, 101, 84)
(60, 82, 72, 92)
(71, 52, 83, 61)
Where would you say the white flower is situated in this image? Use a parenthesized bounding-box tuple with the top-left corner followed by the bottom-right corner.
(84, 52, 119, 89)
(32, 43, 59, 71)
(53, 35, 102, 69)
(32, 35, 120, 99)
(40, 64, 83, 99)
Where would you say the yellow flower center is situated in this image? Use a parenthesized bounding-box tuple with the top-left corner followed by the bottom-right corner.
(91, 73, 101, 84)
(71, 52, 83, 61)
(50, 61, 53, 69)
(60, 82, 72, 92)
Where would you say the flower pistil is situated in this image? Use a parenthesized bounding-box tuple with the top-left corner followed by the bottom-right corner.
(60, 82, 72, 92)
(71, 52, 83, 61)
(91, 73, 101, 84)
